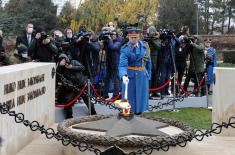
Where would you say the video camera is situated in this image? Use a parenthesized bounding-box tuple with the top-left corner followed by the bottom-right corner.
(99, 29, 111, 41)
(182, 36, 195, 44)
(56, 41, 70, 52)
(159, 29, 174, 43)
(40, 31, 50, 40)
(74, 29, 91, 42)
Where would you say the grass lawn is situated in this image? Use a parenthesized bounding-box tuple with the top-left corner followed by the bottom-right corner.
(217, 62, 235, 68)
(143, 108, 212, 130)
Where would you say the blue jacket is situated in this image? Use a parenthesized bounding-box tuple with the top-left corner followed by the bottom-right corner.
(206, 47, 217, 84)
(107, 38, 122, 70)
(119, 40, 151, 113)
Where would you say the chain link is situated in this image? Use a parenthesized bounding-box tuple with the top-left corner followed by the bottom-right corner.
(1, 102, 235, 155)
(56, 71, 186, 112)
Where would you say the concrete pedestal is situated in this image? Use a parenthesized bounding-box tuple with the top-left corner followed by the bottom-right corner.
(0, 62, 55, 155)
(213, 67, 235, 136)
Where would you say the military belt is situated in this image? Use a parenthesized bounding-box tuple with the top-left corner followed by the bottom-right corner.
(128, 66, 145, 71)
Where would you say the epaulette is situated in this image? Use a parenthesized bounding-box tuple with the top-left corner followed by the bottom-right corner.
(121, 43, 128, 49)
(140, 41, 151, 56)
(140, 40, 148, 49)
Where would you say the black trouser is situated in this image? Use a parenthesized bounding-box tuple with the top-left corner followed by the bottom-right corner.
(64, 94, 97, 119)
(171, 62, 186, 94)
(183, 72, 205, 96)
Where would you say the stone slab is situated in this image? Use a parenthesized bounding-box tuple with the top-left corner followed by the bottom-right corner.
(212, 67, 235, 136)
(0, 62, 56, 155)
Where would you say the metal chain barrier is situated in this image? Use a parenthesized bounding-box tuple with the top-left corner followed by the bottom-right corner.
(56, 71, 209, 114)
(55, 72, 186, 112)
(1, 102, 235, 155)
(0, 102, 102, 155)
(148, 96, 185, 112)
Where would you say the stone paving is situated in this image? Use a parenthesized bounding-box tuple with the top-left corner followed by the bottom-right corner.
(16, 123, 235, 155)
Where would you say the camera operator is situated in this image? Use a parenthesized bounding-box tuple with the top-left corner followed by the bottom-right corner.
(175, 26, 191, 92)
(103, 30, 122, 99)
(144, 26, 161, 98)
(88, 32, 101, 83)
(183, 36, 205, 96)
(56, 54, 97, 119)
(28, 27, 58, 62)
(75, 27, 93, 78)
(158, 29, 179, 96)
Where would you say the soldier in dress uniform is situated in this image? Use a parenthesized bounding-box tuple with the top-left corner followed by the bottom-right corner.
(119, 29, 151, 115)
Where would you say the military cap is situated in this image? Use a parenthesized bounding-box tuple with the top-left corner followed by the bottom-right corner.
(126, 28, 142, 37)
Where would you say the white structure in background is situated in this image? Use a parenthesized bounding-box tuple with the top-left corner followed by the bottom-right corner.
(53, 0, 81, 15)
(53, 0, 68, 15)
(1, 0, 9, 7)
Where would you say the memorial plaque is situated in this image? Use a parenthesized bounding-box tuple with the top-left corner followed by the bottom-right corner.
(0, 62, 55, 155)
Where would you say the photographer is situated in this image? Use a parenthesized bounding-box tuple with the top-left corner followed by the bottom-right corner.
(28, 27, 58, 62)
(183, 36, 205, 96)
(75, 27, 93, 78)
(103, 30, 122, 99)
(144, 26, 161, 98)
(56, 54, 97, 119)
(158, 29, 179, 96)
(175, 26, 191, 92)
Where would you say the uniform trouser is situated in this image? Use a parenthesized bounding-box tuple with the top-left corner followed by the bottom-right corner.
(104, 69, 120, 97)
(183, 72, 205, 96)
(64, 94, 97, 119)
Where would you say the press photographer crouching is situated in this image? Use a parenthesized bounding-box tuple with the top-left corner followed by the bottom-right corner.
(56, 54, 97, 119)
(28, 27, 58, 62)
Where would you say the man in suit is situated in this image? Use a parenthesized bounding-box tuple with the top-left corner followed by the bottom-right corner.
(16, 23, 34, 48)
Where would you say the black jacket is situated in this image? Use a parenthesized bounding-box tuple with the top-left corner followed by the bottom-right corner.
(28, 39, 58, 62)
(16, 34, 34, 48)
(56, 56, 87, 104)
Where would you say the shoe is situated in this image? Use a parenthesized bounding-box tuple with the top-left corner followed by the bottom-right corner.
(208, 91, 213, 95)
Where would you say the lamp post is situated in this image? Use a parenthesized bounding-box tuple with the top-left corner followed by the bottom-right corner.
(195, 0, 199, 35)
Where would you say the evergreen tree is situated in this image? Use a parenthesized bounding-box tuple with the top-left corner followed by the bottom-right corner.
(4, 0, 57, 35)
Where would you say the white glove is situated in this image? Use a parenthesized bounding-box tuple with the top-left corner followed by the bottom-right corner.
(213, 67, 216, 74)
(122, 76, 129, 84)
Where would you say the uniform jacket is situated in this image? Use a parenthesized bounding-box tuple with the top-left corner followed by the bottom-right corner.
(119, 40, 151, 113)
